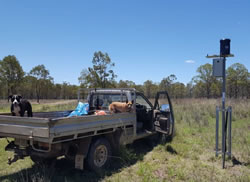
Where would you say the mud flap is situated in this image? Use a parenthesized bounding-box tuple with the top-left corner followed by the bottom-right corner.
(74, 137, 92, 170)
(75, 154, 84, 170)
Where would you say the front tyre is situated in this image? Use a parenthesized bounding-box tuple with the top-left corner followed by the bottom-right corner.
(87, 138, 112, 173)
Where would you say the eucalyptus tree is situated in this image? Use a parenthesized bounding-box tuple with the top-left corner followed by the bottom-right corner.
(0, 55, 24, 99)
(227, 63, 249, 98)
(192, 63, 217, 98)
(79, 51, 116, 88)
(29, 64, 53, 103)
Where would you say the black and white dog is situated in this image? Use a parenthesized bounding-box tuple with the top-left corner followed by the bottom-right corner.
(9, 95, 33, 117)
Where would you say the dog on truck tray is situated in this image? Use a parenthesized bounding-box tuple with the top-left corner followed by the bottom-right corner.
(109, 101, 133, 113)
(9, 95, 33, 117)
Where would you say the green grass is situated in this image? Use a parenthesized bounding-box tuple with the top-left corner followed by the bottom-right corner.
(0, 99, 78, 113)
(0, 99, 250, 182)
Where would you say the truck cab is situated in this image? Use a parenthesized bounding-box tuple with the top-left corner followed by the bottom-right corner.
(82, 88, 175, 142)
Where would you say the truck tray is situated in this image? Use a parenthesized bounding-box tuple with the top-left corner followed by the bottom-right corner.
(0, 111, 136, 143)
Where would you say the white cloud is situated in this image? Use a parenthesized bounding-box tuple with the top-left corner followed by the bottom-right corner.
(185, 60, 195, 64)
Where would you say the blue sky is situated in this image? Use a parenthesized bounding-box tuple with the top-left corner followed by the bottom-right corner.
(0, 0, 249, 85)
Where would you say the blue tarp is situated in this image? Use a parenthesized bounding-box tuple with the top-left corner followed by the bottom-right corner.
(68, 102, 89, 117)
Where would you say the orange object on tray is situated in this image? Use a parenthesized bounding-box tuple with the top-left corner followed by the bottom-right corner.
(95, 110, 107, 115)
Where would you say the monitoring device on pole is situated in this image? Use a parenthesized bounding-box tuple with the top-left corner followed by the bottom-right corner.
(220, 39, 231, 56)
(206, 38, 234, 169)
(213, 58, 223, 77)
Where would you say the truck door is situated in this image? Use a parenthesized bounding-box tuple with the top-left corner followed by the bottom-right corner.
(153, 91, 175, 136)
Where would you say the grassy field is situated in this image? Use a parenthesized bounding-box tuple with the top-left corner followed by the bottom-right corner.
(0, 99, 250, 182)
(0, 99, 78, 113)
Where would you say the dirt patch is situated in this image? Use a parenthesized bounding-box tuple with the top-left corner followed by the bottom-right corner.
(154, 169, 166, 179)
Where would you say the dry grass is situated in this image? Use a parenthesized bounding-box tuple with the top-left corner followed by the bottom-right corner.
(0, 99, 77, 113)
(103, 98, 250, 182)
(0, 98, 250, 182)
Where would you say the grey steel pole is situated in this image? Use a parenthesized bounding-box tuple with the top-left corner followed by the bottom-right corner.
(216, 106, 219, 157)
(228, 106, 232, 159)
(222, 57, 226, 169)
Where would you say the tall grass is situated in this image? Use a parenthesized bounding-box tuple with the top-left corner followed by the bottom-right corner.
(104, 98, 250, 182)
(0, 99, 250, 182)
(0, 100, 78, 113)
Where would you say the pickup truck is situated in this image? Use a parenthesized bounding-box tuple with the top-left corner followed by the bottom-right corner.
(0, 88, 174, 172)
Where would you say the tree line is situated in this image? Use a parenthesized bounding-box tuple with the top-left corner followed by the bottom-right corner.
(0, 55, 78, 102)
(0, 52, 249, 102)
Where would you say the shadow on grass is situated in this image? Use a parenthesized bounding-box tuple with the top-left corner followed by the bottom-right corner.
(231, 156, 250, 167)
(165, 145, 178, 155)
(0, 138, 159, 182)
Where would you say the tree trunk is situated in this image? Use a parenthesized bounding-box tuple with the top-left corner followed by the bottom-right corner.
(206, 84, 210, 99)
(235, 80, 238, 99)
(7, 86, 10, 102)
(36, 83, 40, 103)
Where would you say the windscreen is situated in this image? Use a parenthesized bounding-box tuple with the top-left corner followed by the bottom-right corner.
(89, 93, 128, 110)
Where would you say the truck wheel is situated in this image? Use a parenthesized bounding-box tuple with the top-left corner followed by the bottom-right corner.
(87, 138, 112, 173)
(158, 128, 176, 144)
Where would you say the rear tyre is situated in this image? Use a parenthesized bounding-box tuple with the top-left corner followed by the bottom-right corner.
(87, 138, 112, 173)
